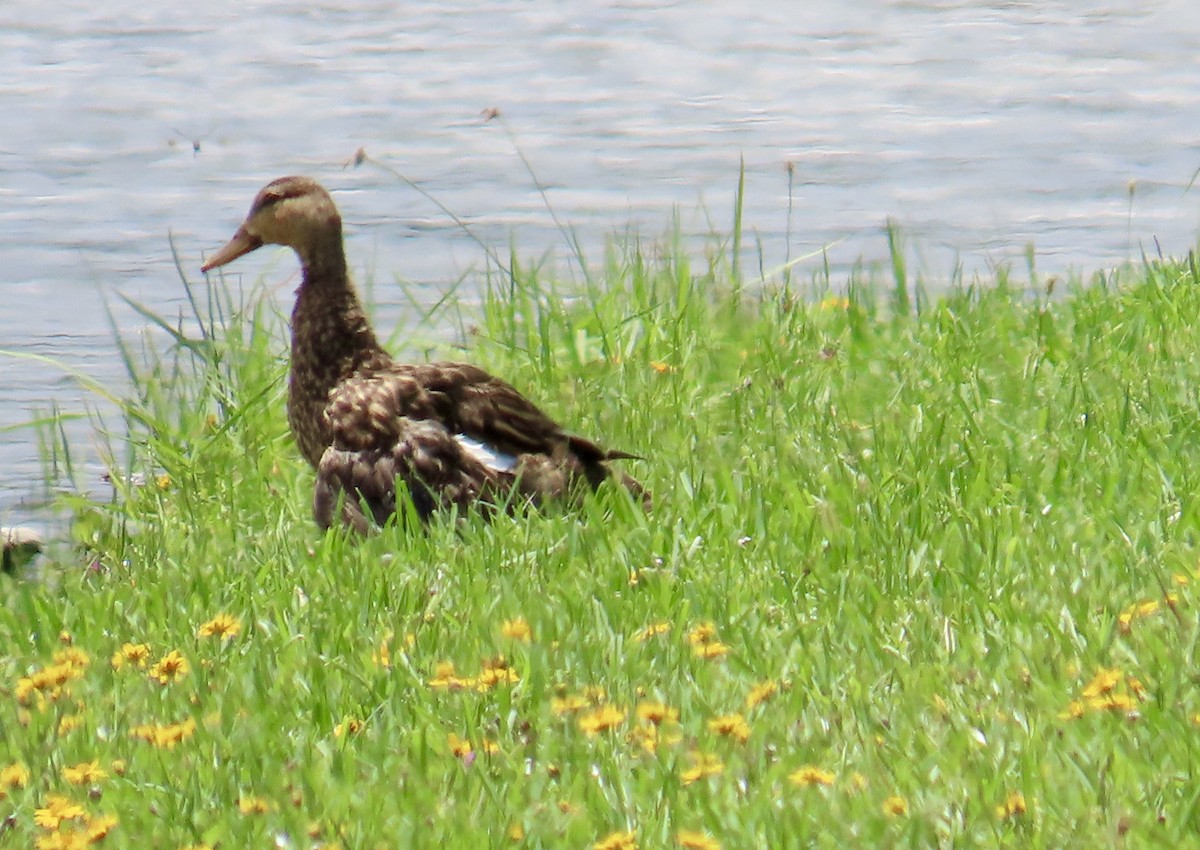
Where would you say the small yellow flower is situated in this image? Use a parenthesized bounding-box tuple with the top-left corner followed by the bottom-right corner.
(1058, 700, 1086, 720)
(0, 762, 30, 794)
(58, 630, 74, 645)
(650, 361, 676, 374)
(552, 694, 589, 715)
(994, 791, 1027, 819)
(789, 766, 836, 787)
(676, 830, 719, 850)
(507, 823, 525, 841)
(579, 705, 626, 736)
(593, 831, 638, 850)
(681, 753, 724, 785)
(636, 702, 679, 725)
(476, 658, 520, 692)
(58, 714, 83, 735)
(149, 649, 190, 685)
(86, 813, 119, 841)
(52, 648, 88, 669)
(156, 473, 171, 490)
(238, 795, 271, 815)
(1088, 692, 1137, 714)
(746, 680, 778, 710)
(334, 716, 363, 738)
(110, 759, 127, 777)
(819, 295, 851, 311)
(882, 795, 909, 816)
(34, 794, 86, 829)
(633, 622, 670, 642)
(111, 642, 151, 671)
(501, 618, 532, 643)
(62, 760, 107, 785)
(1081, 668, 1121, 699)
(131, 718, 196, 749)
(372, 632, 394, 670)
(707, 714, 750, 743)
(447, 733, 473, 759)
(687, 623, 718, 645)
(197, 613, 242, 640)
(36, 833, 90, 850)
(693, 642, 729, 660)
(428, 661, 474, 691)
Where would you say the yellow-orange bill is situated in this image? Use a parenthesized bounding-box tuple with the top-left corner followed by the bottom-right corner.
(200, 228, 262, 272)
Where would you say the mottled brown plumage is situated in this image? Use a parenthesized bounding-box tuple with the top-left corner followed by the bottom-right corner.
(201, 176, 647, 532)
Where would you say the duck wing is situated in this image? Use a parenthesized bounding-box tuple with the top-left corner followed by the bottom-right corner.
(387, 361, 635, 463)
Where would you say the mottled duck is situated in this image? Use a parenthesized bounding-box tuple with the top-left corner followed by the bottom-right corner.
(201, 176, 647, 532)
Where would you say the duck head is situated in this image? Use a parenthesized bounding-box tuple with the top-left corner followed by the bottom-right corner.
(201, 176, 343, 273)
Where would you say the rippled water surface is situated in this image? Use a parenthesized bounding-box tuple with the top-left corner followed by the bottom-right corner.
(3, 0, 1200, 523)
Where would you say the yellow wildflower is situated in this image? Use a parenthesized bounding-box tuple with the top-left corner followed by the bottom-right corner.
(372, 632, 393, 670)
(428, 661, 474, 691)
(1088, 692, 1137, 714)
(681, 753, 724, 785)
(58, 714, 83, 735)
(508, 823, 525, 841)
(501, 618, 533, 643)
(197, 613, 242, 640)
(477, 657, 520, 691)
(0, 762, 30, 795)
(110, 759, 127, 777)
(633, 622, 670, 642)
(746, 680, 778, 709)
(1081, 668, 1121, 699)
(676, 830, 719, 850)
(552, 694, 589, 715)
(636, 702, 679, 725)
(1058, 700, 1086, 720)
(693, 641, 729, 660)
(53, 648, 90, 669)
(63, 761, 107, 785)
(994, 791, 1027, 819)
(156, 473, 171, 490)
(593, 831, 637, 850)
(34, 794, 86, 829)
(789, 766, 836, 787)
(579, 705, 626, 736)
(111, 642, 150, 671)
(36, 832, 90, 850)
(447, 733, 473, 758)
(333, 716, 363, 738)
(238, 796, 271, 815)
(688, 623, 718, 645)
(131, 718, 196, 749)
(882, 795, 909, 816)
(86, 813, 119, 841)
(650, 361, 675, 374)
(59, 630, 74, 645)
(149, 649, 189, 685)
(819, 295, 851, 310)
(707, 714, 750, 743)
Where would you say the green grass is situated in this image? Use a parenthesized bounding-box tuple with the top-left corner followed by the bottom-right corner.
(4, 230, 1200, 850)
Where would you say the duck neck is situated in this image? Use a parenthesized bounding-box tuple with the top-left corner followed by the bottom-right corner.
(288, 253, 389, 466)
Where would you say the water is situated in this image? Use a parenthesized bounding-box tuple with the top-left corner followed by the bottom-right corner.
(3, 0, 1200, 525)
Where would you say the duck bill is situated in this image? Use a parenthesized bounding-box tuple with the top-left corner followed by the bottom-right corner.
(200, 227, 262, 272)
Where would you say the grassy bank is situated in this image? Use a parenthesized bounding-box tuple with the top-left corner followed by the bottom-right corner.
(3, 237, 1200, 849)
